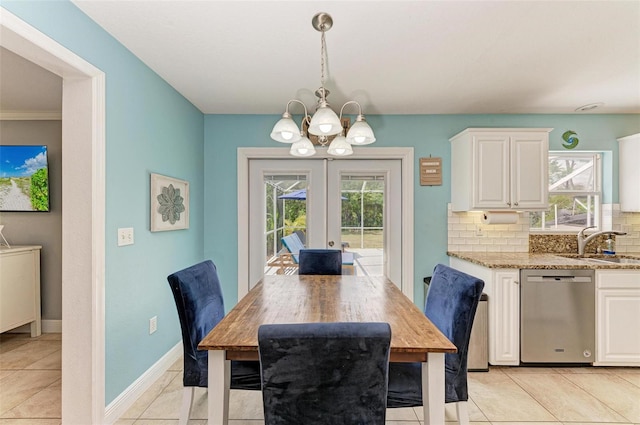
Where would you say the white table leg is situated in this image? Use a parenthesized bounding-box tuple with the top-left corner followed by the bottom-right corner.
(208, 350, 230, 425)
(423, 352, 445, 425)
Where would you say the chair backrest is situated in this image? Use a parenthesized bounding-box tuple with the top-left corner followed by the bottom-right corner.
(258, 322, 391, 425)
(167, 260, 225, 387)
(425, 263, 484, 402)
(281, 232, 305, 255)
(298, 249, 342, 275)
(293, 229, 307, 246)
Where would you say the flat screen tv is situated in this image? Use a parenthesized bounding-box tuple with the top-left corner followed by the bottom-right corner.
(0, 145, 50, 212)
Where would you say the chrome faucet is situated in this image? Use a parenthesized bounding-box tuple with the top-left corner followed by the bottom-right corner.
(577, 226, 627, 256)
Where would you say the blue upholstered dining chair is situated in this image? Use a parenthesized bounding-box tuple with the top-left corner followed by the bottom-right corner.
(167, 260, 261, 425)
(298, 248, 343, 275)
(387, 264, 484, 425)
(258, 322, 392, 425)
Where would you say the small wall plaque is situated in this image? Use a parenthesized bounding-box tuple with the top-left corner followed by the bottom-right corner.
(420, 157, 442, 186)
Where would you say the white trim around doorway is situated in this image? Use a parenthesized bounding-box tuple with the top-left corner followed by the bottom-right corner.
(237, 147, 414, 301)
(1, 8, 106, 424)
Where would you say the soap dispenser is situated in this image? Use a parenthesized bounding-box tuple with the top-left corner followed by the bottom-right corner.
(603, 236, 615, 255)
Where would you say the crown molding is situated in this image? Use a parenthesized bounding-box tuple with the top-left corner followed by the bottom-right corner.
(0, 110, 62, 120)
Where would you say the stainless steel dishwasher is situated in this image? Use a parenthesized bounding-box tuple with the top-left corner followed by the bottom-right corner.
(520, 269, 595, 364)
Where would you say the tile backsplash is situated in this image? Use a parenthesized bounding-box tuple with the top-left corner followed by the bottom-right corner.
(447, 203, 640, 253)
(447, 204, 530, 252)
(612, 205, 640, 253)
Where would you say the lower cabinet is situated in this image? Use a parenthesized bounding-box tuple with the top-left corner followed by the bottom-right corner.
(596, 270, 640, 366)
(449, 258, 520, 365)
(0, 246, 42, 337)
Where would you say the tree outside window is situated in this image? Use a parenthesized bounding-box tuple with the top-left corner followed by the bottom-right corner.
(530, 153, 601, 231)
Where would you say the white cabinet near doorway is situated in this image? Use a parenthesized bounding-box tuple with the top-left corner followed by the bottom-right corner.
(0, 245, 42, 337)
(450, 128, 551, 211)
(595, 270, 640, 366)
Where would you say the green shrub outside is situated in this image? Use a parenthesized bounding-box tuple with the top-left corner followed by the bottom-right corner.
(30, 168, 49, 211)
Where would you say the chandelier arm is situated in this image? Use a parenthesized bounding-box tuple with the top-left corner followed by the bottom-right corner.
(285, 99, 309, 118)
(338, 100, 363, 119)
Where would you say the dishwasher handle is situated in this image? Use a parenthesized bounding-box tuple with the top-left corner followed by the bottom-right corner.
(527, 276, 592, 283)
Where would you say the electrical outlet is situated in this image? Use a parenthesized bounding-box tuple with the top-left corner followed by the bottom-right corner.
(475, 225, 485, 237)
(149, 316, 157, 334)
(117, 227, 134, 246)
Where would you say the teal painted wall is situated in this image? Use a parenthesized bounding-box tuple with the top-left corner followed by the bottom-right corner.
(2, 2, 205, 404)
(4, 0, 640, 409)
(204, 114, 640, 306)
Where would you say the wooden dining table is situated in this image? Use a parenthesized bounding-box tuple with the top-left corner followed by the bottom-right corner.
(198, 274, 456, 425)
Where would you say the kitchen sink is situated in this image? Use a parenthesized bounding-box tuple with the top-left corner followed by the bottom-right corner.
(554, 254, 640, 265)
(584, 257, 640, 264)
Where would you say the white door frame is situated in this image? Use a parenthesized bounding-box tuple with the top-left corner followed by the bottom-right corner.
(238, 147, 414, 301)
(1, 9, 106, 424)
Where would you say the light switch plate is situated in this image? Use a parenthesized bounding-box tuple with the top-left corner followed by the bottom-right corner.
(117, 227, 134, 246)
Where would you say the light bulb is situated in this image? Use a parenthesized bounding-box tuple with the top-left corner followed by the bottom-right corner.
(281, 131, 294, 141)
(335, 148, 346, 155)
(354, 135, 366, 144)
(297, 148, 309, 155)
(319, 123, 332, 134)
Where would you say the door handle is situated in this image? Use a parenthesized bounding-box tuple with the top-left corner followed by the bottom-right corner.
(328, 241, 335, 247)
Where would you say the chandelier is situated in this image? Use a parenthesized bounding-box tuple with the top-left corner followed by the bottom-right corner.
(270, 12, 376, 157)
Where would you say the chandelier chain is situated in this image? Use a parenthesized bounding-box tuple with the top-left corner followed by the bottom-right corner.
(320, 29, 326, 100)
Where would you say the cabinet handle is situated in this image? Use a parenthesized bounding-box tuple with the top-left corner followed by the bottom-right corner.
(514, 202, 519, 206)
(507, 202, 511, 206)
(514, 281, 519, 284)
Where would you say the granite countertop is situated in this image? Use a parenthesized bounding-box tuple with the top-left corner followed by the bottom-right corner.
(447, 251, 640, 270)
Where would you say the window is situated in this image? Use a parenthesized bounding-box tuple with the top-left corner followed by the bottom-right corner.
(530, 152, 601, 231)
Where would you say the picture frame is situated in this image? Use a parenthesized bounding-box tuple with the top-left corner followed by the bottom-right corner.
(150, 173, 189, 232)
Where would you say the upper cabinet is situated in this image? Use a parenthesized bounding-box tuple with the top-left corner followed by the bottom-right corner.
(450, 128, 552, 211)
(618, 133, 640, 212)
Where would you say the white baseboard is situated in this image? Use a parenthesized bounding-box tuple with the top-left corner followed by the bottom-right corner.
(43, 320, 62, 333)
(103, 341, 182, 424)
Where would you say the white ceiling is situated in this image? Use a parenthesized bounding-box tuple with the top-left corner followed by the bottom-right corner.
(3, 1, 640, 115)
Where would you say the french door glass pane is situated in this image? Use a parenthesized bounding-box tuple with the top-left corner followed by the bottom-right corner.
(341, 175, 384, 276)
(264, 175, 307, 262)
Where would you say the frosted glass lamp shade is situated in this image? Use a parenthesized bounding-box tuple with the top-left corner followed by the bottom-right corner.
(346, 118, 376, 145)
(327, 135, 353, 156)
(270, 116, 301, 143)
(290, 137, 316, 157)
(308, 104, 342, 136)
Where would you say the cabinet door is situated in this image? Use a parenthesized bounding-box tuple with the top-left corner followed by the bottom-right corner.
(618, 134, 640, 212)
(596, 289, 640, 365)
(596, 270, 640, 366)
(473, 134, 510, 209)
(490, 270, 520, 365)
(510, 134, 548, 210)
(0, 251, 37, 333)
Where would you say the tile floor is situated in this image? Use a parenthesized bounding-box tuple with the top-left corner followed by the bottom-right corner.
(1, 333, 639, 425)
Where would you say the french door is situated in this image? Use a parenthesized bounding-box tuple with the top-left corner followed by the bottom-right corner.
(247, 158, 402, 290)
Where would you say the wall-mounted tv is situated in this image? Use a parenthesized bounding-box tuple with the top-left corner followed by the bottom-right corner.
(0, 145, 50, 212)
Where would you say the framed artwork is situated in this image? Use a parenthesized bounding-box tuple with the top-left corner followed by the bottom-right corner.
(150, 173, 189, 232)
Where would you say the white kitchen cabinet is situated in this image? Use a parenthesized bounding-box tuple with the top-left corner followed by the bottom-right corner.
(618, 133, 640, 212)
(450, 128, 551, 211)
(595, 270, 640, 366)
(0, 246, 42, 337)
(449, 258, 520, 365)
